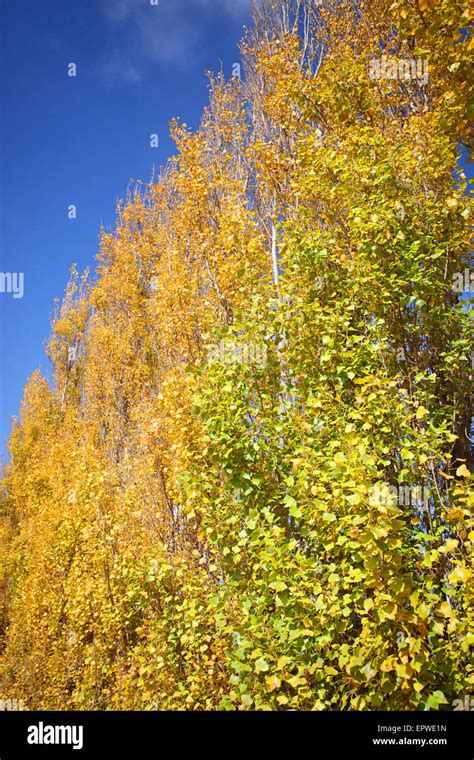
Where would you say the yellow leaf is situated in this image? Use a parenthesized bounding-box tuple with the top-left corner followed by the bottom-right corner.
(265, 675, 281, 692)
(277, 656, 291, 670)
(436, 602, 452, 618)
(448, 566, 471, 584)
(363, 598, 374, 612)
(396, 662, 415, 679)
(381, 657, 395, 673)
(416, 406, 429, 420)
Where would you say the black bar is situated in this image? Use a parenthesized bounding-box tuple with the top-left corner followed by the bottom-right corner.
(0, 711, 471, 758)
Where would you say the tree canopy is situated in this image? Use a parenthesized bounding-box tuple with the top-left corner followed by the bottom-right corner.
(0, 0, 472, 711)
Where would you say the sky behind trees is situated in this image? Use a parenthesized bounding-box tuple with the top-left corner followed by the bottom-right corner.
(0, 0, 252, 451)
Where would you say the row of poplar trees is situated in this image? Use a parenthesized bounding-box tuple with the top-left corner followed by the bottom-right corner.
(0, 0, 472, 710)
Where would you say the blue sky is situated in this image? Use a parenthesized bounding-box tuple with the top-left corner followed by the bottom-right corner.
(0, 0, 252, 456)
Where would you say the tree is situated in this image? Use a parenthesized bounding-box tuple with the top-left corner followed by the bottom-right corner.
(0, 0, 471, 711)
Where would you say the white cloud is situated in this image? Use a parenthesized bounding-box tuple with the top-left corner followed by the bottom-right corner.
(98, 0, 251, 85)
(101, 0, 140, 23)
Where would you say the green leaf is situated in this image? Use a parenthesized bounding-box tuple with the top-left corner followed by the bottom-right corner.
(269, 581, 288, 593)
(255, 657, 270, 673)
